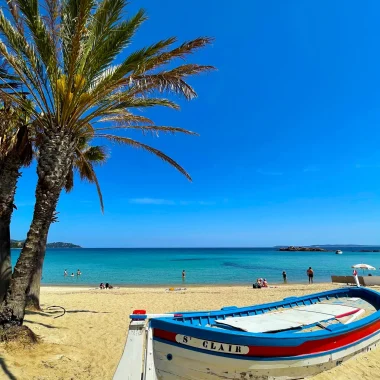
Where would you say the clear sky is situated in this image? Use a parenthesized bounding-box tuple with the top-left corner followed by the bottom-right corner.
(10, 0, 380, 247)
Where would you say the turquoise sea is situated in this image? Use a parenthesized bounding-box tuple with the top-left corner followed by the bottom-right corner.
(11, 247, 380, 286)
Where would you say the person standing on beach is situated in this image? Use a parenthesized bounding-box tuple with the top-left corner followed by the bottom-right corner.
(307, 267, 314, 284)
(282, 271, 287, 283)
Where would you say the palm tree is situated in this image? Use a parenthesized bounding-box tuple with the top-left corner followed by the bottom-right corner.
(0, 0, 213, 329)
(0, 67, 32, 301)
(26, 139, 108, 310)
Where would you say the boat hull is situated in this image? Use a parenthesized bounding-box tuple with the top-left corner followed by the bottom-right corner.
(153, 331, 380, 379)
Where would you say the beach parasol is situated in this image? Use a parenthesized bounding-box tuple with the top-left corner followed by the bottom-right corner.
(352, 264, 376, 274)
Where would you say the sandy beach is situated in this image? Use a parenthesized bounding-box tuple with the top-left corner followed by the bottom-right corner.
(1, 283, 379, 379)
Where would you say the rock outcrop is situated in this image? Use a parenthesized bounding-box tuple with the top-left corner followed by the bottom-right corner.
(279, 246, 326, 252)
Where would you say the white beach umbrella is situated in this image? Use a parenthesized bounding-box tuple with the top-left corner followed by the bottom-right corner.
(352, 264, 376, 275)
(352, 264, 376, 270)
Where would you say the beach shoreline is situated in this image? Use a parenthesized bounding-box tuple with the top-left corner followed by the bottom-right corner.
(41, 280, 339, 288)
(1, 283, 379, 380)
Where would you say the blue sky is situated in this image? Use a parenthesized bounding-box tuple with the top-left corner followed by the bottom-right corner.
(10, 0, 380, 247)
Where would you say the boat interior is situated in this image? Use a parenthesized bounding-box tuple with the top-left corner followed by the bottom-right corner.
(171, 288, 380, 335)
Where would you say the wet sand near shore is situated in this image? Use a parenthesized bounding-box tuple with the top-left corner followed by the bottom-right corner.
(1, 283, 380, 379)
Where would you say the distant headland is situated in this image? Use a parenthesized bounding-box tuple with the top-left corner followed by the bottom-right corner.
(11, 240, 81, 249)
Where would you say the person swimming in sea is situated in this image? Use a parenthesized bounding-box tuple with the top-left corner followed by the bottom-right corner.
(182, 270, 186, 279)
(77, 269, 81, 276)
(70, 273, 74, 277)
(64, 269, 68, 276)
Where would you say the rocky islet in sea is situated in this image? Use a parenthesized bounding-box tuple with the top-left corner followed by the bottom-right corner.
(278, 246, 327, 252)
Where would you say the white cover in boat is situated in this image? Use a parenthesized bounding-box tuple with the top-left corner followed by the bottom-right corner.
(215, 303, 360, 333)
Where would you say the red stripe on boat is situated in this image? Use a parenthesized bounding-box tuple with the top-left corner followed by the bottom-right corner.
(335, 308, 361, 319)
(155, 329, 177, 342)
(153, 319, 380, 357)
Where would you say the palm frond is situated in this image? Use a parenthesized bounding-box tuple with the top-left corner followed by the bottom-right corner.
(15, 124, 33, 166)
(95, 134, 192, 181)
(6, 0, 23, 33)
(0, 14, 54, 115)
(98, 112, 153, 125)
(16, 0, 59, 82)
(111, 37, 177, 82)
(95, 124, 198, 137)
(64, 164, 74, 192)
(61, 0, 95, 75)
(0, 107, 33, 165)
(75, 149, 104, 212)
(82, 145, 108, 164)
(135, 37, 214, 74)
(75, 97, 179, 131)
(43, 0, 61, 59)
(130, 64, 215, 99)
(82, 8, 147, 83)
(106, 96, 180, 111)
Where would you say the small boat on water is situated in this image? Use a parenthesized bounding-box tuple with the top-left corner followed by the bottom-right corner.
(114, 287, 380, 379)
(336, 250, 343, 254)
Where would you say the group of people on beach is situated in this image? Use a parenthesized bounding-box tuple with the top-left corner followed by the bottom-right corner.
(99, 282, 113, 289)
(254, 267, 314, 288)
(253, 278, 268, 288)
(64, 269, 81, 277)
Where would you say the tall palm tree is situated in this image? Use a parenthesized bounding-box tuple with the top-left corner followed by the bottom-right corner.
(0, 0, 213, 328)
(0, 113, 32, 302)
(0, 67, 32, 301)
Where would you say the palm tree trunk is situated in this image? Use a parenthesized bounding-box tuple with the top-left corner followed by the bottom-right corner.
(0, 131, 75, 328)
(25, 230, 48, 310)
(0, 154, 22, 302)
(25, 266, 42, 310)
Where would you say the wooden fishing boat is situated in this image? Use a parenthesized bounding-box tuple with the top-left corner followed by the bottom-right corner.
(113, 287, 380, 379)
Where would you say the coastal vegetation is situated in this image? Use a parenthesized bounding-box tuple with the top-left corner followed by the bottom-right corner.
(0, 0, 213, 339)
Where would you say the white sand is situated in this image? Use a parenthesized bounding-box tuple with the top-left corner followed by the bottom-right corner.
(0, 283, 379, 379)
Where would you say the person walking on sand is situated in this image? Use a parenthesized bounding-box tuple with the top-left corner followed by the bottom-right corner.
(307, 267, 314, 284)
(282, 270, 287, 283)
